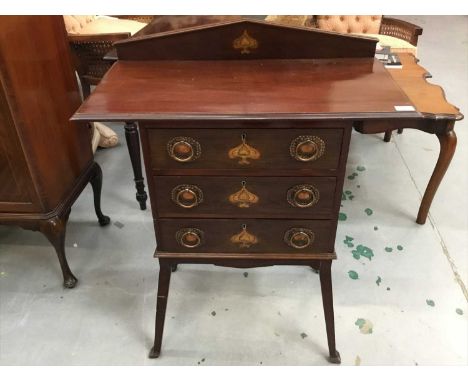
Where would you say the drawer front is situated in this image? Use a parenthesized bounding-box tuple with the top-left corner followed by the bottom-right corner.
(148, 128, 343, 172)
(157, 219, 335, 254)
(154, 176, 337, 219)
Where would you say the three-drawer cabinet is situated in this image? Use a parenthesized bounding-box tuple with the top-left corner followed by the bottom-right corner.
(136, 119, 352, 362)
(140, 121, 351, 259)
(71, 18, 458, 364)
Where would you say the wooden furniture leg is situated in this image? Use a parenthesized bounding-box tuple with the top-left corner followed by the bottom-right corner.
(124, 122, 148, 210)
(319, 260, 341, 364)
(384, 128, 404, 142)
(149, 259, 172, 358)
(39, 212, 78, 289)
(89, 162, 111, 226)
(384, 130, 392, 142)
(417, 129, 457, 224)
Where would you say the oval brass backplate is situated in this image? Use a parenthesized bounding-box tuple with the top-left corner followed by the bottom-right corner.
(290, 136, 325, 162)
(287, 184, 320, 208)
(171, 184, 203, 208)
(167, 136, 201, 162)
(176, 228, 204, 248)
(284, 228, 315, 249)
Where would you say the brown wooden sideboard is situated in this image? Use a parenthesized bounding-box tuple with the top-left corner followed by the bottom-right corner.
(0, 16, 110, 288)
(72, 19, 462, 363)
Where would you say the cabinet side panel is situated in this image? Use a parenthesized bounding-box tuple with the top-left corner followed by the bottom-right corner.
(0, 78, 40, 213)
(0, 16, 92, 211)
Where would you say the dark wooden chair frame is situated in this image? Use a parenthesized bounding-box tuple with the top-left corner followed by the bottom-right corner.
(379, 16, 423, 46)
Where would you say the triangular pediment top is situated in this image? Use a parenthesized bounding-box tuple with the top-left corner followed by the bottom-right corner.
(115, 18, 378, 60)
(117, 18, 378, 45)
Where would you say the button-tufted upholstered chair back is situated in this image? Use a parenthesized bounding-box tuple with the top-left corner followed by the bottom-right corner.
(264, 15, 312, 27)
(315, 15, 382, 34)
(63, 15, 97, 34)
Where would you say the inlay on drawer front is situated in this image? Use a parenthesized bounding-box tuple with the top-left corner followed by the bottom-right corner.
(156, 218, 336, 254)
(154, 176, 337, 219)
(147, 128, 343, 172)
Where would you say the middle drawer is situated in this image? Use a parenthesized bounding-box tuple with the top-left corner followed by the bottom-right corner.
(153, 176, 337, 219)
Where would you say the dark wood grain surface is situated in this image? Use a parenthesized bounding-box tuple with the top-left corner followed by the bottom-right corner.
(388, 53, 462, 119)
(0, 86, 37, 211)
(0, 16, 92, 212)
(156, 218, 335, 254)
(104, 16, 247, 61)
(147, 128, 344, 172)
(73, 58, 417, 121)
(115, 19, 377, 61)
(0, 16, 110, 288)
(153, 175, 337, 219)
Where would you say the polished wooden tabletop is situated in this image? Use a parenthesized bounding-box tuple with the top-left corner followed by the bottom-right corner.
(73, 57, 419, 122)
(388, 53, 462, 119)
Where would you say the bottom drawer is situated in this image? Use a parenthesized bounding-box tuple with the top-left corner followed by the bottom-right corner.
(156, 219, 336, 254)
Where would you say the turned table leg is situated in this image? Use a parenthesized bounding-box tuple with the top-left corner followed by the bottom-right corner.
(417, 129, 457, 224)
(89, 162, 111, 226)
(319, 260, 341, 364)
(39, 212, 77, 289)
(149, 259, 172, 358)
(124, 122, 148, 210)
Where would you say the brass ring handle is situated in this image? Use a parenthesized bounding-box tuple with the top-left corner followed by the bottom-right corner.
(167, 137, 201, 162)
(176, 228, 204, 248)
(290, 136, 325, 162)
(171, 185, 203, 208)
(287, 184, 320, 208)
(284, 228, 315, 249)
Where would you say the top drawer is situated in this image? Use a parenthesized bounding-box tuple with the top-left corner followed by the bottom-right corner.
(146, 128, 343, 173)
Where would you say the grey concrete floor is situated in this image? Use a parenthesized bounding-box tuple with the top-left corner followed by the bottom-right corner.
(0, 16, 467, 365)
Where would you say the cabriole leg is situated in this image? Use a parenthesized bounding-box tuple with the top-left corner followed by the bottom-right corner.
(149, 259, 172, 358)
(89, 161, 110, 226)
(39, 213, 77, 288)
(319, 260, 341, 364)
(417, 129, 457, 224)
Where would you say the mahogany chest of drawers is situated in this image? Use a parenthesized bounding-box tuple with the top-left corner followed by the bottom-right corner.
(73, 19, 461, 364)
(142, 122, 350, 259)
(136, 117, 352, 363)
